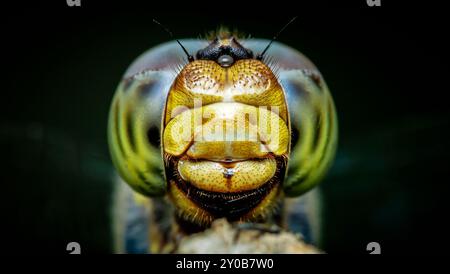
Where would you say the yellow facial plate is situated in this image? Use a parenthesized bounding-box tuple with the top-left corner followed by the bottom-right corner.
(177, 158, 277, 193)
(162, 58, 290, 225)
(164, 59, 288, 124)
(163, 102, 289, 158)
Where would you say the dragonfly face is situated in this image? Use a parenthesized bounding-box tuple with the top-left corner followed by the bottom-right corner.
(108, 31, 338, 226)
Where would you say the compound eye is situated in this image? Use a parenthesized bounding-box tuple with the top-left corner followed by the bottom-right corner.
(217, 54, 234, 67)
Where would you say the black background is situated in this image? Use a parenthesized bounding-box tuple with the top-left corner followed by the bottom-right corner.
(2, 1, 450, 254)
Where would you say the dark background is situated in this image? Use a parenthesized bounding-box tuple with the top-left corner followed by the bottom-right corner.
(2, 2, 449, 254)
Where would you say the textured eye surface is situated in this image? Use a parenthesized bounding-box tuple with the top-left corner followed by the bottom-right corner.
(279, 68, 338, 197)
(108, 79, 167, 196)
